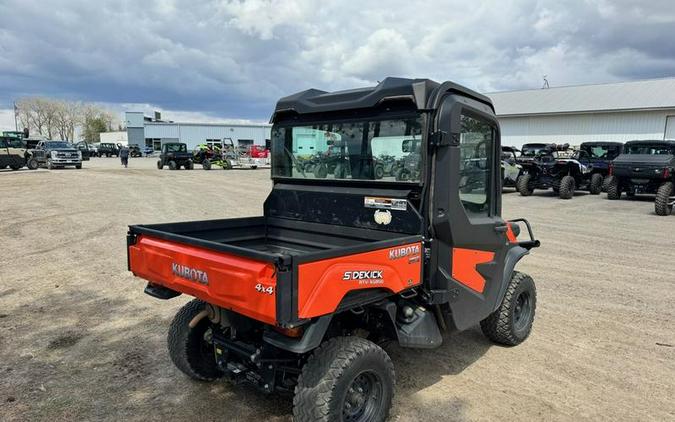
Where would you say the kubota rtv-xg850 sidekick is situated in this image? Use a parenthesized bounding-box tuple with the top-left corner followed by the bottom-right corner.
(127, 78, 540, 422)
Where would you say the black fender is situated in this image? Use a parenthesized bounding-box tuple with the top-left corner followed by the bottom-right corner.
(492, 245, 530, 312)
(262, 315, 332, 354)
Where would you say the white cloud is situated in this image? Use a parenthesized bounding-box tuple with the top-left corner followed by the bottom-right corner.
(1, 0, 674, 120)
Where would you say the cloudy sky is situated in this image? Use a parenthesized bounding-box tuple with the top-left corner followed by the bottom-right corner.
(1, 0, 674, 130)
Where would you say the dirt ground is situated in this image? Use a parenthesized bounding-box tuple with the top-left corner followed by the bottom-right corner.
(0, 157, 673, 422)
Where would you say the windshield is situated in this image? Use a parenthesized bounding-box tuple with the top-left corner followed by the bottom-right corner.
(165, 144, 187, 152)
(45, 141, 71, 148)
(625, 143, 674, 155)
(521, 144, 547, 157)
(581, 145, 621, 159)
(272, 116, 424, 182)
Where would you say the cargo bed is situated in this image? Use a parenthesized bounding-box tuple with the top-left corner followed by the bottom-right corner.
(128, 216, 421, 266)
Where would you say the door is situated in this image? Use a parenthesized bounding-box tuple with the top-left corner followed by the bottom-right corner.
(430, 94, 510, 330)
(75, 142, 90, 160)
(665, 116, 675, 140)
(33, 142, 46, 162)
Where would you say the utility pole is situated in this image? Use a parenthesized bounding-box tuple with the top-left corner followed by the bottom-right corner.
(13, 101, 18, 130)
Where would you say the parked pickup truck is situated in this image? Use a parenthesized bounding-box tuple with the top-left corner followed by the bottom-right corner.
(606, 140, 675, 215)
(27, 140, 82, 169)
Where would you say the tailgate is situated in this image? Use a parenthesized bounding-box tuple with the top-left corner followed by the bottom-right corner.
(128, 235, 278, 324)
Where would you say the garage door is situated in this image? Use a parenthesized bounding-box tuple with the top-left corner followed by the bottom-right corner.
(666, 116, 675, 140)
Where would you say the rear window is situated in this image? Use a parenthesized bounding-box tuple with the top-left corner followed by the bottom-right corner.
(625, 144, 674, 155)
(272, 116, 424, 182)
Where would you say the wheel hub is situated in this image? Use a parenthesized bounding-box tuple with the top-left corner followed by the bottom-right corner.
(342, 372, 382, 421)
(513, 291, 532, 331)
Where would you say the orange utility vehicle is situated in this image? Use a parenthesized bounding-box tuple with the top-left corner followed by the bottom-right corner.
(127, 78, 540, 422)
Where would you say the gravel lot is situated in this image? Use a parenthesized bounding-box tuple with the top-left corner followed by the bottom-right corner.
(1, 157, 673, 422)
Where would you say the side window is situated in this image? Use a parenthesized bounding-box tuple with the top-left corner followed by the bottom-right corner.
(458, 114, 494, 215)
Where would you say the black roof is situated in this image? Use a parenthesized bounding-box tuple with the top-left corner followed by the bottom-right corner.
(625, 139, 675, 145)
(271, 77, 493, 122)
(580, 141, 623, 147)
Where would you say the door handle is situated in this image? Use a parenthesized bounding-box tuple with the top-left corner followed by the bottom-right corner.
(494, 223, 508, 233)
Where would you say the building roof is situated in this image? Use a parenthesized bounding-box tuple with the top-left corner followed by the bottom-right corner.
(487, 77, 675, 117)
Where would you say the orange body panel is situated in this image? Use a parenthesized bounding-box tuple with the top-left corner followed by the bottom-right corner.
(451, 248, 495, 293)
(129, 235, 277, 324)
(297, 242, 423, 319)
(506, 224, 518, 243)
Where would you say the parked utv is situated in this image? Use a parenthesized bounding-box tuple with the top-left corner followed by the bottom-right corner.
(0, 135, 34, 170)
(576, 141, 623, 190)
(128, 144, 143, 158)
(98, 142, 120, 157)
(605, 140, 675, 215)
(501, 146, 522, 188)
(157, 142, 194, 170)
(517, 143, 597, 199)
(193, 144, 232, 170)
(27, 140, 82, 169)
(127, 78, 540, 422)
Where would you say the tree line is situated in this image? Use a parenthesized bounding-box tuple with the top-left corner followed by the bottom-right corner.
(15, 97, 121, 143)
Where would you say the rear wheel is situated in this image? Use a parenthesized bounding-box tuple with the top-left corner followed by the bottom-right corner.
(294, 336, 394, 422)
(222, 159, 232, 170)
(655, 181, 674, 216)
(157, 160, 163, 170)
(10, 164, 21, 170)
(480, 271, 536, 346)
(374, 164, 384, 179)
(168, 160, 178, 170)
(186, 160, 194, 170)
(517, 173, 534, 196)
(334, 163, 348, 179)
(605, 175, 621, 200)
(589, 173, 603, 195)
(202, 159, 211, 170)
(559, 175, 575, 199)
(167, 299, 223, 381)
(314, 163, 328, 178)
(395, 168, 410, 182)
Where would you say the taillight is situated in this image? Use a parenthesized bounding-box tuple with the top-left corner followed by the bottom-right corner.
(608, 162, 614, 176)
(664, 168, 671, 179)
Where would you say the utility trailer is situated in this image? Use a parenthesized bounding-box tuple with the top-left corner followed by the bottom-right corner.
(127, 77, 540, 422)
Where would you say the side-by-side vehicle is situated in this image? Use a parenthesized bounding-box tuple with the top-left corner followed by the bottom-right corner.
(127, 78, 540, 421)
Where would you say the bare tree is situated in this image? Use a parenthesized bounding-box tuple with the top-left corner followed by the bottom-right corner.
(15, 97, 117, 142)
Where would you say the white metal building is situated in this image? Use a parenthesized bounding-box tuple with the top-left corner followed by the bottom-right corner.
(487, 77, 675, 148)
(99, 131, 128, 146)
(125, 112, 272, 151)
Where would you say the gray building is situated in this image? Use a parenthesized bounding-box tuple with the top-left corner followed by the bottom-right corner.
(488, 77, 675, 148)
(125, 112, 272, 151)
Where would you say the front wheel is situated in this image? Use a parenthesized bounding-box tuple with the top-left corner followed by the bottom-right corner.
(167, 299, 223, 381)
(168, 160, 178, 170)
(47, 159, 54, 170)
(75, 164, 82, 169)
(517, 173, 534, 196)
(655, 181, 674, 216)
(202, 159, 211, 170)
(294, 336, 394, 422)
(157, 160, 163, 170)
(589, 173, 603, 195)
(480, 271, 536, 346)
(27, 159, 39, 170)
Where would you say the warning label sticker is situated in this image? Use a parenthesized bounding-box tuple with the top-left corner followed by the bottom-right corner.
(364, 197, 407, 211)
